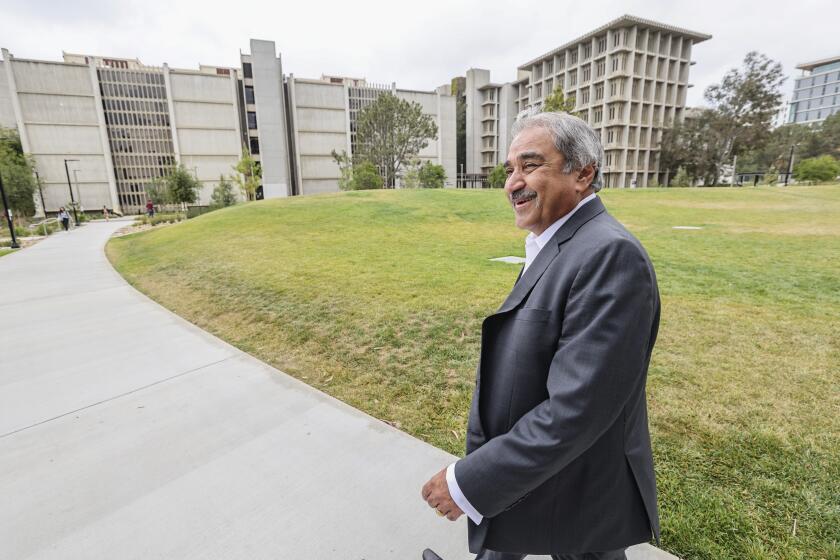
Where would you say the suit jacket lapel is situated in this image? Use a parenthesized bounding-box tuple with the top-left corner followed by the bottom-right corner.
(494, 197, 606, 316)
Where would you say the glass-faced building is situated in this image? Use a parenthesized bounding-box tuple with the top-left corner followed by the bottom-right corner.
(788, 56, 840, 124)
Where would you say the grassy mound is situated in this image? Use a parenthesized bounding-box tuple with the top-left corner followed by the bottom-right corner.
(108, 186, 840, 559)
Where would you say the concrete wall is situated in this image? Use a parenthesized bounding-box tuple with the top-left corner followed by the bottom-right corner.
(2, 56, 113, 212)
(250, 39, 291, 198)
(288, 78, 346, 195)
(465, 69, 490, 175)
(168, 69, 241, 205)
(0, 61, 17, 128)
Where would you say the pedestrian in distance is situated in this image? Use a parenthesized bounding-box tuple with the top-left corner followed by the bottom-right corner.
(102, 205, 110, 221)
(58, 207, 70, 231)
(145, 199, 154, 218)
(422, 111, 661, 560)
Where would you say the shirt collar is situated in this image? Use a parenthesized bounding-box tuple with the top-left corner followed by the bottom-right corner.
(526, 192, 598, 251)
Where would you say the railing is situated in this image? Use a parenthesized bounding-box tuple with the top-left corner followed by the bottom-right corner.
(28, 217, 59, 236)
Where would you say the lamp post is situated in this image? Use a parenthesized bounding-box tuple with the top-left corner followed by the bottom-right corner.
(0, 173, 20, 249)
(63, 159, 79, 226)
(73, 169, 83, 211)
(784, 144, 796, 186)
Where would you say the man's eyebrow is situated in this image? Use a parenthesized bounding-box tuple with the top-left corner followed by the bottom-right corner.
(517, 151, 545, 161)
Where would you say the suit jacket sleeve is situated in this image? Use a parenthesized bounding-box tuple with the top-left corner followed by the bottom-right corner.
(454, 238, 657, 518)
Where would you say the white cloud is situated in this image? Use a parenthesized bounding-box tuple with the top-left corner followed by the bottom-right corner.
(1, 0, 838, 106)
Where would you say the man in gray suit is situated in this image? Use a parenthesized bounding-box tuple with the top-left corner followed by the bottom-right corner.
(422, 111, 660, 559)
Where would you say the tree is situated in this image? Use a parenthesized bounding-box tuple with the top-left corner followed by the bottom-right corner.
(0, 128, 37, 220)
(793, 155, 840, 183)
(418, 162, 446, 188)
(351, 161, 384, 190)
(671, 167, 691, 187)
(210, 175, 237, 208)
(704, 51, 786, 162)
(232, 146, 261, 201)
(542, 85, 576, 113)
(401, 158, 421, 188)
(165, 164, 201, 209)
(145, 175, 171, 206)
(660, 109, 728, 185)
(487, 163, 507, 188)
(355, 93, 438, 188)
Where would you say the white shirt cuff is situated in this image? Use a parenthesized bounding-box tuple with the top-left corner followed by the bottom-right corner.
(446, 462, 484, 524)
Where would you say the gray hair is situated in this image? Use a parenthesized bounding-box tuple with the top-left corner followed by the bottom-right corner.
(510, 109, 604, 191)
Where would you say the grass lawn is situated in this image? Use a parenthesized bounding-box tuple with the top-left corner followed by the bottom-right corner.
(108, 186, 839, 559)
(0, 248, 16, 258)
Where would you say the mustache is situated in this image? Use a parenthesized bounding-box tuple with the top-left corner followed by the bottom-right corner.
(510, 188, 537, 203)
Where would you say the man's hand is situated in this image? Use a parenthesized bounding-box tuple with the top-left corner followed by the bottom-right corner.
(421, 468, 464, 521)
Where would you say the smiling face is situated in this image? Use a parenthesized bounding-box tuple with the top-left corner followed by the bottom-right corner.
(503, 127, 595, 235)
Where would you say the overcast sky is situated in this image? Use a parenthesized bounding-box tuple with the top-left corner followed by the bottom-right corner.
(1, 0, 837, 107)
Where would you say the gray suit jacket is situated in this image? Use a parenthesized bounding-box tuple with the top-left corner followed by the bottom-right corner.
(455, 197, 660, 555)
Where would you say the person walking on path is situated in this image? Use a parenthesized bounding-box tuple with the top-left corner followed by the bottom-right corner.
(422, 111, 661, 559)
(102, 206, 110, 221)
(58, 207, 70, 231)
(145, 199, 154, 218)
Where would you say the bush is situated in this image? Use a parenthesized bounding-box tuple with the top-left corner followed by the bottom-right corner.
(487, 163, 507, 189)
(136, 213, 185, 227)
(418, 162, 446, 189)
(671, 167, 691, 187)
(210, 175, 237, 208)
(350, 161, 384, 190)
(793, 155, 840, 183)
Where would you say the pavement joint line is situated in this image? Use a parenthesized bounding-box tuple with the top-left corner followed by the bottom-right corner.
(0, 355, 235, 440)
(0, 283, 127, 309)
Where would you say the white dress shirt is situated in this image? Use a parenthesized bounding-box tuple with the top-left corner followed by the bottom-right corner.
(446, 192, 598, 525)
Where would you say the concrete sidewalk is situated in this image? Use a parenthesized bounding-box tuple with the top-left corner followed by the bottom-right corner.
(0, 221, 673, 560)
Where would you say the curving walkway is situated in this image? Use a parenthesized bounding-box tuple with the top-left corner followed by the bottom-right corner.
(0, 220, 674, 560)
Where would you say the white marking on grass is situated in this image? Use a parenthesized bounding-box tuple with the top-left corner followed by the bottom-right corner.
(490, 256, 526, 264)
(673, 226, 704, 230)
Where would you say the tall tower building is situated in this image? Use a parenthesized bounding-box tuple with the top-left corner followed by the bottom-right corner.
(787, 56, 840, 125)
(465, 15, 711, 187)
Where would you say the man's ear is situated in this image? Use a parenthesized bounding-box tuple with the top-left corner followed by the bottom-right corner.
(575, 164, 597, 192)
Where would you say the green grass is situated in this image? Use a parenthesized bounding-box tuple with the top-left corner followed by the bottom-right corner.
(0, 248, 15, 257)
(107, 186, 840, 559)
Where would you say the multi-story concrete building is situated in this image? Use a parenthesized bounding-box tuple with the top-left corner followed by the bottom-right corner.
(465, 15, 711, 187)
(0, 40, 457, 213)
(1, 49, 242, 214)
(787, 55, 840, 125)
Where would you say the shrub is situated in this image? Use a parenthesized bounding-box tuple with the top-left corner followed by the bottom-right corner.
(351, 161, 384, 190)
(487, 164, 507, 189)
(793, 155, 840, 183)
(418, 163, 446, 189)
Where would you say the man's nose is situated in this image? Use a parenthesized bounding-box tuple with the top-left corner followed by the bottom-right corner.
(505, 170, 523, 193)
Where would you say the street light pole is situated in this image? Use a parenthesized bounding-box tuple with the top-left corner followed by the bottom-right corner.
(784, 144, 796, 186)
(63, 159, 79, 226)
(0, 173, 20, 249)
(73, 169, 83, 210)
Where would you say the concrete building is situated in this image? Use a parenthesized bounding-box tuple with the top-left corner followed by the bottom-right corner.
(787, 55, 840, 125)
(464, 15, 711, 187)
(1, 40, 457, 213)
(1, 49, 242, 214)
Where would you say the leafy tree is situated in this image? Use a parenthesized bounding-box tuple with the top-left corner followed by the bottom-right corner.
(817, 111, 840, 158)
(660, 109, 727, 185)
(0, 128, 37, 220)
(165, 164, 201, 209)
(331, 150, 355, 191)
(671, 167, 691, 187)
(704, 51, 786, 162)
(210, 175, 237, 208)
(351, 161, 384, 190)
(452, 77, 467, 179)
(232, 146, 261, 201)
(487, 163, 507, 188)
(146, 175, 171, 206)
(793, 155, 840, 183)
(355, 93, 438, 188)
(418, 162, 446, 188)
(542, 85, 576, 113)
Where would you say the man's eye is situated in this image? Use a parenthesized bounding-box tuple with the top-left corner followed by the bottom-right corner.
(504, 168, 513, 176)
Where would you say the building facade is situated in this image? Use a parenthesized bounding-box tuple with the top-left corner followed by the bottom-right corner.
(787, 56, 840, 125)
(1, 40, 457, 214)
(464, 15, 711, 187)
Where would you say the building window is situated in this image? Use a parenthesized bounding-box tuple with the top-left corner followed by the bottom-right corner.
(245, 86, 255, 104)
(569, 70, 577, 86)
(581, 89, 590, 104)
(249, 137, 260, 154)
(594, 108, 603, 123)
(597, 36, 607, 54)
(546, 60, 553, 74)
(583, 66, 591, 82)
(595, 84, 604, 100)
(596, 60, 606, 77)
(247, 111, 258, 129)
(583, 44, 592, 60)
(535, 84, 542, 99)
(570, 50, 578, 65)
(243, 63, 253, 79)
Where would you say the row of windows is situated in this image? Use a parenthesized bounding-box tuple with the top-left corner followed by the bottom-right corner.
(113, 155, 175, 169)
(100, 81, 167, 100)
(105, 112, 171, 128)
(99, 70, 164, 86)
(796, 95, 840, 110)
(793, 106, 840, 123)
(110, 139, 173, 155)
(793, 84, 840, 101)
(796, 71, 840, 89)
(103, 98, 168, 115)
